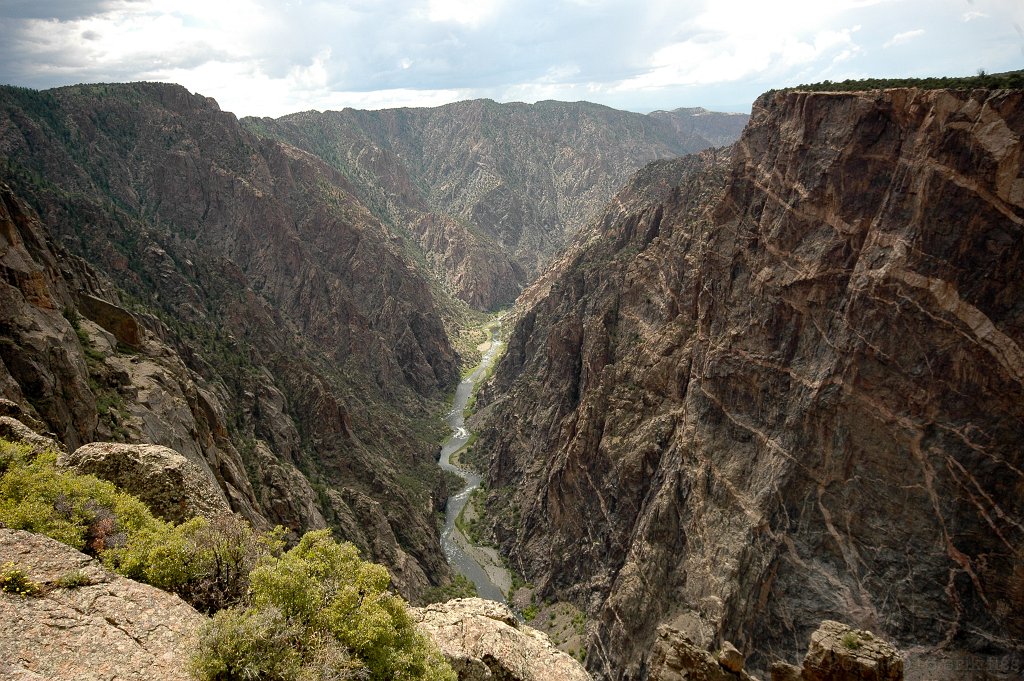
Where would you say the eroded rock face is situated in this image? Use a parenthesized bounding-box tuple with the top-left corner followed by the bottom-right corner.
(0, 179, 268, 531)
(476, 88, 1024, 679)
(248, 101, 748, 309)
(0, 181, 97, 449)
(59, 442, 231, 523)
(77, 293, 145, 348)
(412, 598, 593, 681)
(0, 529, 205, 681)
(648, 626, 757, 681)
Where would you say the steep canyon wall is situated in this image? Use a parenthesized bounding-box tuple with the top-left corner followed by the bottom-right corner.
(476, 88, 1024, 678)
(0, 82, 459, 596)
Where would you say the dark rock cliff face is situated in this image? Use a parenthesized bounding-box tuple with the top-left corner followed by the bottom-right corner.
(0, 82, 460, 597)
(476, 88, 1024, 679)
(246, 101, 748, 309)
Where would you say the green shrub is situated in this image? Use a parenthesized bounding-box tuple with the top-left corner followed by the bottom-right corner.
(190, 606, 369, 681)
(194, 530, 455, 681)
(0, 438, 281, 613)
(841, 631, 862, 649)
(0, 439, 33, 476)
(106, 513, 284, 614)
(0, 440, 156, 553)
(252, 530, 454, 681)
(55, 570, 93, 589)
(190, 606, 306, 681)
(422, 574, 478, 604)
(107, 516, 206, 589)
(0, 561, 41, 597)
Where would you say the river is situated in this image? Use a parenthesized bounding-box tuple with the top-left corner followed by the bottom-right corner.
(437, 324, 509, 602)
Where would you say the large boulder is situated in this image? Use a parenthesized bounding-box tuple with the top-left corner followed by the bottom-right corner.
(411, 598, 592, 681)
(770, 620, 903, 681)
(0, 529, 205, 681)
(800, 621, 902, 681)
(59, 442, 230, 523)
(76, 293, 145, 348)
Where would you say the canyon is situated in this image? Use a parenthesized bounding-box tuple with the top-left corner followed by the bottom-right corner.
(1, 77, 1022, 681)
(0, 82, 459, 598)
(0, 82, 745, 606)
(247, 100, 746, 309)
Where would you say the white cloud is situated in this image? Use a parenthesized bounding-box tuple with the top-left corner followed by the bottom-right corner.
(614, 3, 863, 93)
(427, 0, 502, 26)
(286, 49, 330, 91)
(5, 0, 256, 80)
(1, 0, 1023, 117)
(884, 28, 925, 48)
(152, 56, 467, 117)
(694, 0, 875, 37)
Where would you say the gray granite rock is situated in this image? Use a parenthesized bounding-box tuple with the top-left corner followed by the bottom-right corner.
(59, 442, 231, 523)
(412, 598, 592, 681)
(0, 529, 205, 681)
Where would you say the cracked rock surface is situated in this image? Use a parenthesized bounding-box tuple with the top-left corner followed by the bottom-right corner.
(0, 529, 204, 681)
(801, 620, 902, 681)
(412, 597, 593, 681)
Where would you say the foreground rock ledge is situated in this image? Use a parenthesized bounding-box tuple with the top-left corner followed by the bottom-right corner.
(412, 598, 593, 681)
(0, 529, 204, 681)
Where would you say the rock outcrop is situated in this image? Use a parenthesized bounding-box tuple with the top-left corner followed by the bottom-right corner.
(648, 626, 757, 681)
(0, 529, 205, 681)
(412, 598, 593, 681)
(59, 442, 231, 523)
(770, 620, 902, 681)
(248, 101, 748, 309)
(800, 621, 902, 681)
(648, 620, 902, 681)
(0, 415, 62, 455)
(476, 87, 1024, 679)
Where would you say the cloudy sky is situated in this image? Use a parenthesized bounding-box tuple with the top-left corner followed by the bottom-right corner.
(1, 0, 1021, 118)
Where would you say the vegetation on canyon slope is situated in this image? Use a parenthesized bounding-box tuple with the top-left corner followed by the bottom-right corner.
(0, 82, 459, 600)
(780, 69, 1024, 92)
(0, 437, 454, 681)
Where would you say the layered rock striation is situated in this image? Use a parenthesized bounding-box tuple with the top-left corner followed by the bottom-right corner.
(476, 88, 1024, 678)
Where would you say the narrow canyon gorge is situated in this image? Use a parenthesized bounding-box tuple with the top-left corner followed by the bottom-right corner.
(0, 79, 1021, 680)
